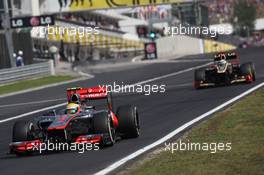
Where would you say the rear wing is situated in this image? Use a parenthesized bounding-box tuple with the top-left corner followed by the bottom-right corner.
(226, 52, 239, 60)
(67, 87, 108, 101)
(67, 86, 113, 110)
(214, 51, 239, 61)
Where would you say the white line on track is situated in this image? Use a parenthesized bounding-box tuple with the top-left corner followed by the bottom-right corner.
(132, 58, 211, 64)
(145, 59, 211, 63)
(0, 62, 210, 124)
(0, 77, 90, 99)
(94, 82, 264, 175)
(0, 98, 66, 108)
(133, 62, 211, 86)
(0, 103, 67, 123)
(78, 71, 95, 78)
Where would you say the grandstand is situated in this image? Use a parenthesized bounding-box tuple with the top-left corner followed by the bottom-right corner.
(203, 0, 264, 24)
(0, 0, 247, 68)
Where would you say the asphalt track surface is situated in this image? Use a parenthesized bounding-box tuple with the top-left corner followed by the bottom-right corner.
(0, 47, 264, 175)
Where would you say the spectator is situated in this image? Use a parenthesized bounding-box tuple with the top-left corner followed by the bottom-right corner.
(49, 45, 59, 66)
(204, 0, 264, 25)
(16, 50, 24, 67)
(74, 42, 80, 61)
(59, 40, 66, 61)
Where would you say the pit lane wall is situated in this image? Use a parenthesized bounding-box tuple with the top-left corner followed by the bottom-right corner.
(156, 36, 236, 58)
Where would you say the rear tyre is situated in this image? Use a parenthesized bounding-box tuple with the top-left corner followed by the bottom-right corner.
(92, 112, 115, 146)
(116, 105, 140, 139)
(107, 92, 115, 111)
(194, 69, 205, 89)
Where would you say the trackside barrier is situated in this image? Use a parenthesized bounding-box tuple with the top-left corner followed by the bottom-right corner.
(0, 60, 55, 84)
(203, 39, 237, 53)
(156, 36, 237, 58)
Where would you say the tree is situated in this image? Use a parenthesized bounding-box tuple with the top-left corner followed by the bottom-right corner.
(232, 0, 256, 37)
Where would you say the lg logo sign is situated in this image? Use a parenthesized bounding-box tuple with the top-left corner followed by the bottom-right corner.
(11, 15, 54, 28)
(11, 19, 23, 28)
(30, 16, 53, 26)
(40, 16, 53, 25)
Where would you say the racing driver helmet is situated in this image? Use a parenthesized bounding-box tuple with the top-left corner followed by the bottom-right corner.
(66, 103, 81, 115)
(215, 54, 227, 65)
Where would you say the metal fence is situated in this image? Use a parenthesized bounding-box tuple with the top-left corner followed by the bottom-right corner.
(0, 60, 55, 84)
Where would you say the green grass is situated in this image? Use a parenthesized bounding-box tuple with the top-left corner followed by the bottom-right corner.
(128, 88, 264, 175)
(0, 76, 75, 95)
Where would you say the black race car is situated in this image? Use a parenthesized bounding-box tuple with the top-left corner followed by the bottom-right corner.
(194, 52, 256, 89)
(9, 87, 140, 156)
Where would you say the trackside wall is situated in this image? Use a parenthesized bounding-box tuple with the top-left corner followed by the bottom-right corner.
(156, 36, 236, 58)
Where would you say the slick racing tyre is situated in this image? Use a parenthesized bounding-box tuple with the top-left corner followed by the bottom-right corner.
(194, 69, 205, 89)
(116, 105, 140, 139)
(93, 112, 115, 146)
(247, 62, 256, 81)
(241, 62, 256, 82)
(12, 120, 35, 142)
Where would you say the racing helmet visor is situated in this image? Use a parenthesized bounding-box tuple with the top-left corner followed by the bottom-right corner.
(67, 108, 78, 114)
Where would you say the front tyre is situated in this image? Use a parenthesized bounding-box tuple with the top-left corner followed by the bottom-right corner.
(12, 120, 35, 156)
(92, 112, 115, 146)
(241, 62, 256, 83)
(248, 62, 256, 81)
(12, 120, 35, 142)
(194, 69, 205, 89)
